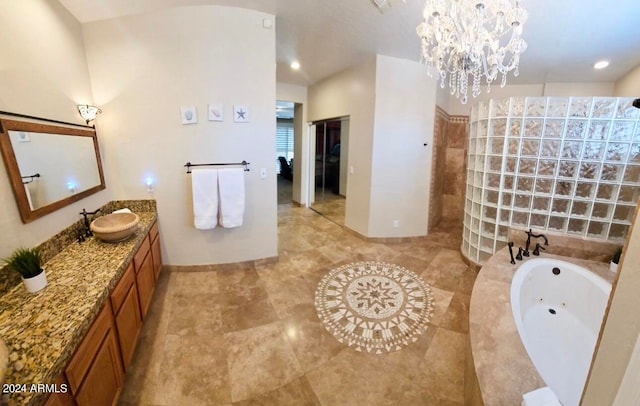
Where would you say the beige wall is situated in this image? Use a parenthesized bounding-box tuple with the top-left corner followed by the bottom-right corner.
(0, 0, 111, 259)
(308, 58, 377, 235)
(615, 65, 640, 96)
(276, 82, 307, 205)
(368, 55, 435, 237)
(82, 6, 277, 265)
(308, 55, 438, 238)
(583, 204, 640, 405)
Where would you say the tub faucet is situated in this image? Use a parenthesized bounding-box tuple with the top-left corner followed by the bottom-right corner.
(79, 208, 101, 237)
(516, 247, 524, 261)
(525, 229, 549, 256)
(508, 242, 516, 264)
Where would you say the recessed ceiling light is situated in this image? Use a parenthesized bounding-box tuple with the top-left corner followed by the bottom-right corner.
(290, 61, 301, 70)
(594, 60, 610, 70)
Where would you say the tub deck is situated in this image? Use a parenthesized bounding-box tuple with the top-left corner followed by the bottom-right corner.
(469, 247, 615, 406)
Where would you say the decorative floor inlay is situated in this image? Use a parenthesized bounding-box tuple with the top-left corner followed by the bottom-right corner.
(314, 261, 434, 354)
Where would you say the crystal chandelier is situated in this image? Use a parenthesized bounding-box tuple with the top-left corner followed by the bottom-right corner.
(416, 0, 528, 104)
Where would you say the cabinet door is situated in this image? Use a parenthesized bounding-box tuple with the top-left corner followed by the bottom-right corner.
(43, 375, 75, 406)
(73, 331, 123, 406)
(136, 251, 155, 319)
(151, 233, 162, 280)
(65, 305, 123, 406)
(114, 282, 142, 370)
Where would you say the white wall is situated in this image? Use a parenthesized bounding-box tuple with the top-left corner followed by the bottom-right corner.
(368, 55, 436, 237)
(447, 82, 615, 116)
(276, 82, 307, 205)
(308, 58, 377, 235)
(615, 65, 640, 96)
(543, 82, 615, 97)
(435, 82, 450, 112)
(0, 0, 111, 259)
(83, 6, 277, 265)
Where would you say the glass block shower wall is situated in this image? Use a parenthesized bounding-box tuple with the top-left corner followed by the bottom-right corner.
(463, 97, 640, 265)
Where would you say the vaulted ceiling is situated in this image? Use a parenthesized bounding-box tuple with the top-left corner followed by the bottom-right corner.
(58, 0, 640, 87)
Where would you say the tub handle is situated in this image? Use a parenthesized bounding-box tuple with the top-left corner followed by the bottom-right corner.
(533, 243, 546, 256)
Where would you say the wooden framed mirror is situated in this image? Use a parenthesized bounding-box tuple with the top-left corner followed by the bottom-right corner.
(0, 118, 106, 223)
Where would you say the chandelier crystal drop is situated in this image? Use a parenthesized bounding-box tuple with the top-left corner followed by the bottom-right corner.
(416, 0, 528, 104)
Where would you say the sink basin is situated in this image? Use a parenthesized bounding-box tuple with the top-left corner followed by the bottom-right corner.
(90, 212, 140, 242)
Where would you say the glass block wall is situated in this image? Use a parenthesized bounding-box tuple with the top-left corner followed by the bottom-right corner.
(463, 97, 640, 265)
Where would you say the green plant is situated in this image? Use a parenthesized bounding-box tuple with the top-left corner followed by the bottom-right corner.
(2, 247, 43, 278)
(612, 247, 623, 264)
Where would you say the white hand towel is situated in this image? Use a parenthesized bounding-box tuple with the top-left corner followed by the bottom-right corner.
(113, 208, 132, 214)
(191, 168, 219, 229)
(218, 168, 245, 228)
(521, 387, 561, 406)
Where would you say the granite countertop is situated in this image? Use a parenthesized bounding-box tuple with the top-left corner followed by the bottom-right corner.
(0, 209, 156, 406)
(469, 247, 615, 406)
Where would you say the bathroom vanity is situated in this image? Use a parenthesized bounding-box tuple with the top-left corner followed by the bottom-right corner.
(0, 201, 161, 406)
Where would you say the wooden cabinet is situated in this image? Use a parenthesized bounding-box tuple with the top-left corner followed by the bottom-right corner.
(56, 218, 161, 406)
(150, 222, 162, 280)
(135, 236, 155, 319)
(110, 263, 142, 370)
(65, 305, 123, 406)
(43, 375, 75, 406)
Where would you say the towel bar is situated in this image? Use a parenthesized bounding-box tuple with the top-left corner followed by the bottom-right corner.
(184, 161, 250, 173)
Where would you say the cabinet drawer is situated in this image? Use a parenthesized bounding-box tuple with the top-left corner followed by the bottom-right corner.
(133, 236, 150, 272)
(110, 263, 135, 314)
(65, 305, 117, 394)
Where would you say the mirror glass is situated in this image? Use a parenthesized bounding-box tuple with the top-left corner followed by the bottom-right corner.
(310, 117, 349, 226)
(0, 118, 105, 223)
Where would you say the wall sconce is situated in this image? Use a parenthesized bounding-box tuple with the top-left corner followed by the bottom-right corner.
(77, 104, 102, 125)
(67, 182, 76, 194)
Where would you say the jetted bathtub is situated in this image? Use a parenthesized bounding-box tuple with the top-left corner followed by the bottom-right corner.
(511, 258, 612, 406)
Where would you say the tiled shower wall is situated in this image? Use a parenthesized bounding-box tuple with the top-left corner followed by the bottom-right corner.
(463, 97, 640, 265)
(429, 106, 469, 232)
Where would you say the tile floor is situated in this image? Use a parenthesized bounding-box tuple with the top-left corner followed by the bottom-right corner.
(119, 204, 476, 405)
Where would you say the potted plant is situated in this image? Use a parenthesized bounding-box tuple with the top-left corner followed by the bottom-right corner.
(2, 247, 47, 293)
(610, 247, 623, 273)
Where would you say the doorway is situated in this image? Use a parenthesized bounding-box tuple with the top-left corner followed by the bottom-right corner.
(276, 101, 295, 204)
(309, 117, 349, 225)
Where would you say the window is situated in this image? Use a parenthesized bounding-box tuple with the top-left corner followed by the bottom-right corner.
(276, 119, 294, 173)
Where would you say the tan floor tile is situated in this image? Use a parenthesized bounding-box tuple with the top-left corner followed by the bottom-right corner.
(280, 304, 344, 372)
(439, 292, 471, 333)
(123, 205, 470, 405)
(232, 377, 320, 406)
(418, 328, 467, 404)
(166, 269, 219, 297)
(166, 293, 223, 336)
(220, 294, 278, 333)
(153, 334, 231, 405)
(225, 322, 304, 402)
(428, 286, 455, 327)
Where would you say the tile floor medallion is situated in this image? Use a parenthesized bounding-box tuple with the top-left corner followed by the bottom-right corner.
(314, 261, 434, 354)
